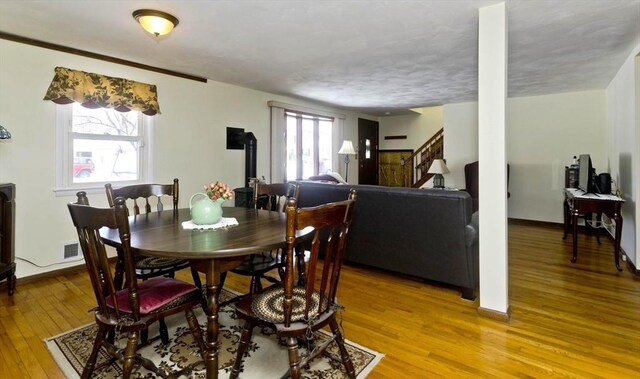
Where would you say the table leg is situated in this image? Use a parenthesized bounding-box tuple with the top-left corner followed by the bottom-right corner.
(614, 214, 623, 271)
(204, 265, 220, 379)
(563, 199, 569, 240)
(571, 212, 579, 263)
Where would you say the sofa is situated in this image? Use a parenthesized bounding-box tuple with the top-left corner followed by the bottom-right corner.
(294, 181, 479, 300)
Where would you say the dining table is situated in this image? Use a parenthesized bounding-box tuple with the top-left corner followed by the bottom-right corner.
(100, 206, 306, 379)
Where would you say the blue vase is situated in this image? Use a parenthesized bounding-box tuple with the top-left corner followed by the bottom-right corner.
(189, 193, 224, 225)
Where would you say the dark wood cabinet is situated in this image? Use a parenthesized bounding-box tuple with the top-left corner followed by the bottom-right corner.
(0, 183, 16, 296)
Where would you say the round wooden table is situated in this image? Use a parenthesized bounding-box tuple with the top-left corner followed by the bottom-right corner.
(100, 207, 301, 379)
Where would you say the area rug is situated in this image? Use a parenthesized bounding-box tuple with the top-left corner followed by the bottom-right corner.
(45, 290, 383, 378)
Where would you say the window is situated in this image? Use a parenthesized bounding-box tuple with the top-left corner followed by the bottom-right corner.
(56, 103, 152, 192)
(285, 111, 333, 181)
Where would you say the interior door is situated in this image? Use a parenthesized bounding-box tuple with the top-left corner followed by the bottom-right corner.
(357, 118, 379, 185)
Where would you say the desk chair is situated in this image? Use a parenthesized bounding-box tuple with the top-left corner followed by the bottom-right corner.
(230, 189, 358, 379)
(105, 179, 202, 344)
(67, 193, 205, 379)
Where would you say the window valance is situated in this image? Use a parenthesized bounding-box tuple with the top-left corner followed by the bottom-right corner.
(43, 66, 161, 115)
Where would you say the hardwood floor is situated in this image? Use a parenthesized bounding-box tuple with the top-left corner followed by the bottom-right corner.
(1, 222, 639, 378)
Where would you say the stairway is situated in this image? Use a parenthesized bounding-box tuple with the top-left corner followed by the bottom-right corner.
(402, 128, 444, 188)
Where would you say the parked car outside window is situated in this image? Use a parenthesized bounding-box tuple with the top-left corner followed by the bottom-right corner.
(73, 157, 95, 178)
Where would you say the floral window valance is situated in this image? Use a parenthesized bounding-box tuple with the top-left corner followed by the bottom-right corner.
(43, 66, 160, 115)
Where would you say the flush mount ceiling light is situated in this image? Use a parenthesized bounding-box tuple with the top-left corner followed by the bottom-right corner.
(133, 9, 179, 37)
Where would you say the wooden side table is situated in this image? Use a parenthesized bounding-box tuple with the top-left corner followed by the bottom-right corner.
(563, 188, 624, 271)
(0, 183, 16, 296)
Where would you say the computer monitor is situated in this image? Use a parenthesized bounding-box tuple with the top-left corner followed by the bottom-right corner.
(578, 154, 595, 193)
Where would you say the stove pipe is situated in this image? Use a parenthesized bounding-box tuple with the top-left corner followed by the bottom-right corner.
(243, 132, 257, 188)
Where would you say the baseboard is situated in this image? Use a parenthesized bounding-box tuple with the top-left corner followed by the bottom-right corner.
(508, 218, 562, 229)
(478, 305, 511, 322)
(622, 251, 639, 275)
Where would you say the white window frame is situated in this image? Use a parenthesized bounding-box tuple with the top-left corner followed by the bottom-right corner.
(268, 101, 346, 183)
(54, 104, 154, 196)
(285, 111, 334, 181)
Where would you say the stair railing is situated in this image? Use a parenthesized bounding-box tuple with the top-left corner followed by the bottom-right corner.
(401, 128, 444, 188)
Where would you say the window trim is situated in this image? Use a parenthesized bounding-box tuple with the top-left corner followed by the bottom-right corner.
(54, 104, 154, 196)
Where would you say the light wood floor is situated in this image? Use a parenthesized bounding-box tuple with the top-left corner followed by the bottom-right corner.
(1, 222, 639, 378)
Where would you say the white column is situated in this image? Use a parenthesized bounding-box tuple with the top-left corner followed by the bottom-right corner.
(478, 2, 509, 314)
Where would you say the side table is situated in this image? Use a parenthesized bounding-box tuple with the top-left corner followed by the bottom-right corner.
(563, 188, 624, 271)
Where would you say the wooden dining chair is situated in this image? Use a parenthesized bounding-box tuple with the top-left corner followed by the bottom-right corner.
(219, 182, 300, 304)
(230, 189, 358, 379)
(105, 178, 202, 344)
(67, 192, 205, 379)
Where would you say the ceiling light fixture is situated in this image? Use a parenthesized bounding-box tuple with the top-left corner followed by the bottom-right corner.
(132, 9, 179, 37)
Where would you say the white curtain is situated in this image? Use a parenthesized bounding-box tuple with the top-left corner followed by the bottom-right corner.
(269, 105, 286, 182)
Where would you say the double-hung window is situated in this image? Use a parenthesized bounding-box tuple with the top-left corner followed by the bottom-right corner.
(285, 111, 333, 181)
(56, 103, 151, 191)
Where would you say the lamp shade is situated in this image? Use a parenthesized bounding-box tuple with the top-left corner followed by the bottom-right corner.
(427, 159, 449, 174)
(133, 9, 179, 37)
(338, 140, 356, 155)
(0, 125, 11, 140)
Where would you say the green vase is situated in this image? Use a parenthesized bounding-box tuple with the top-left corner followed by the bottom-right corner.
(189, 193, 224, 225)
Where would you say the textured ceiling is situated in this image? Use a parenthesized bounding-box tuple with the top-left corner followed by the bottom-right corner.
(0, 0, 638, 116)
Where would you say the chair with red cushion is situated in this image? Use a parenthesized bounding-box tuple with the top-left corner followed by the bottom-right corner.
(105, 179, 202, 344)
(67, 192, 205, 379)
(229, 189, 358, 379)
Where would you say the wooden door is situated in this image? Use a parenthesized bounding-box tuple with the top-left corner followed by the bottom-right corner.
(379, 150, 413, 187)
(357, 118, 379, 185)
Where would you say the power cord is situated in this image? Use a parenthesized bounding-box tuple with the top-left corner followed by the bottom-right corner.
(611, 179, 623, 197)
(16, 256, 84, 268)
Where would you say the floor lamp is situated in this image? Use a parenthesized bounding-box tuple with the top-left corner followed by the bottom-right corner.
(338, 140, 356, 182)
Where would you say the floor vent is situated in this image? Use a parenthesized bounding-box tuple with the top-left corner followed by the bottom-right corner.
(62, 242, 80, 260)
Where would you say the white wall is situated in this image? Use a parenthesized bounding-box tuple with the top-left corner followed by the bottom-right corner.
(379, 106, 443, 151)
(440, 91, 607, 223)
(507, 91, 607, 222)
(606, 44, 640, 267)
(443, 102, 478, 189)
(0, 39, 369, 277)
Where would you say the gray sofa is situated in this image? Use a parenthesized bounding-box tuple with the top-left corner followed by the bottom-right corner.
(295, 181, 479, 300)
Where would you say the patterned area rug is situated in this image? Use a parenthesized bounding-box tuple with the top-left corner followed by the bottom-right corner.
(45, 290, 383, 378)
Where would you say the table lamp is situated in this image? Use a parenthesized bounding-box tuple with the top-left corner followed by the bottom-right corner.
(428, 159, 449, 188)
(338, 140, 356, 182)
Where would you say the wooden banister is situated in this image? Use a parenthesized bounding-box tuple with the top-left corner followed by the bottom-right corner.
(401, 128, 444, 188)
